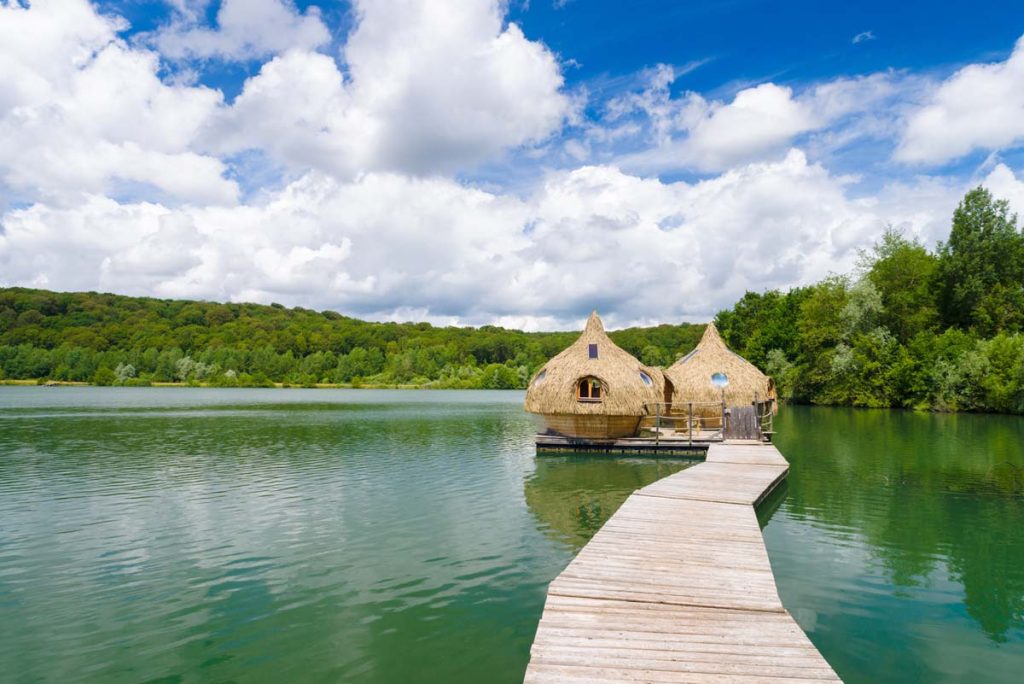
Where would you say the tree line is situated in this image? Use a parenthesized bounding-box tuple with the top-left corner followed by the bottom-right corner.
(716, 186, 1024, 414)
(0, 289, 702, 390)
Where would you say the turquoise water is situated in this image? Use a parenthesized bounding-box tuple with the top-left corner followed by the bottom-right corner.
(0, 388, 689, 682)
(0, 389, 1022, 682)
(766, 406, 1024, 682)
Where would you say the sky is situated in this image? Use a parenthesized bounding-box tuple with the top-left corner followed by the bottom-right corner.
(2, 0, 1024, 330)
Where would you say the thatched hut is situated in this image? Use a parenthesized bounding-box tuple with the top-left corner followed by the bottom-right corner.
(524, 311, 666, 439)
(665, 322, 776, 414)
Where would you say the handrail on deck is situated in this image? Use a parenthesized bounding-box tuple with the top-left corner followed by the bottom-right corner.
(643, 395, 777, 444)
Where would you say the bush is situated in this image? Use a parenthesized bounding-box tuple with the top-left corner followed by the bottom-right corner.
(92, 367, 116, 386)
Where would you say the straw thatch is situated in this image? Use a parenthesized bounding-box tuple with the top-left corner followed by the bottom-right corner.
(665, 322, 776, 410)
(524, 311, 664, 417)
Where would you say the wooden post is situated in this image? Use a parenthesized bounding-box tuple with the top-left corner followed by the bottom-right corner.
(754, 390, 760, 441)
(655, 402, 660, 447)
(688, 402, 693, 445)
(720, 396, 726, 441)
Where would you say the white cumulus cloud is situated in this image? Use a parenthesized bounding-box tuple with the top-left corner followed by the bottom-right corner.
(151, 0, 331, 61)
(898, 35, 1024, 164)
(605, 67, 900, 174)
(211, 0, 572, 176)
(0, 152, 979, 329)
(0, 0, 236, 205)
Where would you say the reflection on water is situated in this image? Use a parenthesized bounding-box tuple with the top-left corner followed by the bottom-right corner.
(0, 388, 551, 683)
(2, 389, 1023, 683)
(524, 455, 695, 549)
(766, 406, 1024, 683)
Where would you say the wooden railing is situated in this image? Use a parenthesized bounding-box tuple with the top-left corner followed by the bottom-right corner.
(641, 396, 776, 444)
(640, 401, 727, 446)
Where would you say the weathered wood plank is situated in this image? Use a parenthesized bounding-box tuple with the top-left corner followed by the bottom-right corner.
(525, 443, 841, 682)
(707, 443, 790, 466)
(639, 461, 789, 506)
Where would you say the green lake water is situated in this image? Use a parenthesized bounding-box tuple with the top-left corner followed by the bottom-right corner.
(0, 388, 1022, 682)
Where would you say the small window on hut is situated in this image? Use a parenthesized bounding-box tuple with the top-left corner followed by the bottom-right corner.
(588, 343, 598, 359)
(533, 369, 547, 386)
(577, 377, 603, 402)
(639, 371, 653, 386)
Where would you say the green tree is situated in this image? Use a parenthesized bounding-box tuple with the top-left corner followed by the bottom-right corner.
(640, 345, 668, 367)
(794, 276, 849, 402)
(937, 187, 1024, 334)
(481, 364, 519, 389)
(862, 227, 939, 342)
(92, 367, 116, 386)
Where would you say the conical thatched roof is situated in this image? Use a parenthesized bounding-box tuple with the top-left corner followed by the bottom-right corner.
(665, 323, 776, 407)
(524, 311, 663, 416)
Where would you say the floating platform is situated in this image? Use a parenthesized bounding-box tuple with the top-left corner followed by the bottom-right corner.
(524, 442, 841, 683)
(535, 433, 768, 456)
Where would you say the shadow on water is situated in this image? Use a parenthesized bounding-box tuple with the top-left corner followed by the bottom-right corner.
(756, 478, 788, 530)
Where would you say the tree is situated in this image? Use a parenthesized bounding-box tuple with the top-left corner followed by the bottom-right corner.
(794, 276, 849, 401)
(114, 363, 136, 383)
(862, 227, 939, 342)
(92, 367, 116, 386)
(765, 349, 796, 399)
(481, 364, 520, 389)
(640, 345, 667, 367)
(936, 187, 1024, 334)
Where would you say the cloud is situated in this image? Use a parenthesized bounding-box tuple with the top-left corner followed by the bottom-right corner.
(0, 0, 236, 205)
(0, 0, 570, 204)
(607, 69, 899, 173)
(211, 0, 572, 176)
(897, 35, 1024, 164)
(982, 163, 1024, 216)
(0, 152, 972, 329)
(852, 31, 875, 45)
(679, 84, 818, 170)
(151, 0, 331, 61)
(3, 0, 1018, 331)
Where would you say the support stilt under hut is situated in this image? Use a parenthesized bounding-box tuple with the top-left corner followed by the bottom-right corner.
(524, 311, 665, 439)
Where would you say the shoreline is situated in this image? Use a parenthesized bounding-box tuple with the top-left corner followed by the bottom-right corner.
(0, 379, 511, 390)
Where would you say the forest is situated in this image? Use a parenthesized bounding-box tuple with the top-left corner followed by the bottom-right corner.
(2, 186, 1022, 413)
(0, 287, 702, 390)
(716, 187, 1024, 414)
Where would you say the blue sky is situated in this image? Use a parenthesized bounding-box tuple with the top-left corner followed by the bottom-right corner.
(2, 0, 1024, 329)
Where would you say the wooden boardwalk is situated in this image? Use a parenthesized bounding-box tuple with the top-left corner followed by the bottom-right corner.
(525, 443, 841, 683)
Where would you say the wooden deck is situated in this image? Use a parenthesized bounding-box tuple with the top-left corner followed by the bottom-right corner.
(525, 443, 841, 683)
(535, 433, 726, 455)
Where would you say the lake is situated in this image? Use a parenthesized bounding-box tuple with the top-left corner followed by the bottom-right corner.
(0, 388, 1021, 682)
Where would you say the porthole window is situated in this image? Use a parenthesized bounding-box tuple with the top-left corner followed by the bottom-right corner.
(577, 377, 603, 402)
(639, 371, 653, 386)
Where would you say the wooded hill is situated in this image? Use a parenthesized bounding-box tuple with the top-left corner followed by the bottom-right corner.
(0, 288, 703, 389)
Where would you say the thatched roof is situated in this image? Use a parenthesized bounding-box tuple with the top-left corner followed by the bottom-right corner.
(665, 323, 776, 407)
(524, 311, 663, 416)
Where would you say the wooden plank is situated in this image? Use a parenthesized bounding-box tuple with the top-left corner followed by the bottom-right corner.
(525, 444, 842, 682)
(639, 461, 788, 506)
(708, 443, 789, 466)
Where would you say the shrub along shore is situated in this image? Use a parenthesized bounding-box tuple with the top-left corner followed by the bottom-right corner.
(2, 187, 1022, 413)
